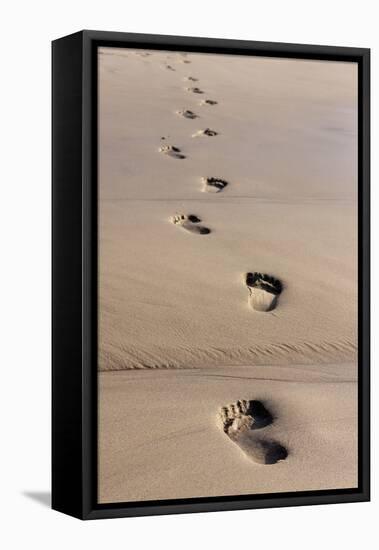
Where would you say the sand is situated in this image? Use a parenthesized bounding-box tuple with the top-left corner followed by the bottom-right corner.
(97, 47, 358, 503)
(99, 364, 357, 503)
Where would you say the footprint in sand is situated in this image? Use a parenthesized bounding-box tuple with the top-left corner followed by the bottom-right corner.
(245, 272, 283, 312)
(202, 177, 228, 193)
(171, 214, 211, 235)
(184, 76, 199, 82)
(192, 128, 218, 137)
(176, 109, 198, 119)
(219, 400, 288, 465)
(200, 99, 218, 106)
(182, 59, 191, 64)
(159, 145, 186, 159)
(166, 64, 175, 71)
(186, 87, 204, 94)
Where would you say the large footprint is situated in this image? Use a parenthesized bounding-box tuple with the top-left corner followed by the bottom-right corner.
(219, 400, 287, 465)
(171, 214, 211, 235)
(245, 272, 282, 312)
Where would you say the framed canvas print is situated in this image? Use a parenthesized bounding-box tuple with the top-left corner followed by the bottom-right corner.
(52, 30, 370, 520)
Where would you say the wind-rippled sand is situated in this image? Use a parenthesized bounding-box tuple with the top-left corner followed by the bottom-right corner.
(98, 47, 358, 503)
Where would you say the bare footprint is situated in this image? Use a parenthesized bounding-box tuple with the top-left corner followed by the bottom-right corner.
(187, 87, 204, 94)
(192, 128, 218, 137)
(245, 272, 283, 312)
(159, 145, 186, 159)
(202, 177, 228, 193)
(184, 76, 199, 82)
(200, 99, 218, 106)
(219, 400, 287, 465)
(176, 109, 198, 119)
(166, 64, 175, 71)
(171, 214, 211, 235)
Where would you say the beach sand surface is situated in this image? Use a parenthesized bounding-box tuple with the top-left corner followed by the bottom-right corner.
(98, 48, 358, 503)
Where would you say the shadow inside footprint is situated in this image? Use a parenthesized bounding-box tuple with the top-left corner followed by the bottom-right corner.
(171, 214, 211, 235)
(187, 214, 201, 223)
(245, 400, 273, 429)
(245, 272, 283, 312)
(259, 440, 288, 464)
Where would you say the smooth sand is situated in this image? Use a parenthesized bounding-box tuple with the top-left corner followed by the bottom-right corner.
(98, 48, 358, 503)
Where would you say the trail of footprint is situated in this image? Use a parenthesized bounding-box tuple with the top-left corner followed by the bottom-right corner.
(219, 400, 288, 465)
(186, 87, 204, 94)
(200, 99, 218, 106)
(176, 109, 198, 119)
(245, 272, 283, 312)
(202, 177, 228, 193)
(159, 145, 186, 159)
(192, 128, 218, 137)
(171, 214, 211, 235)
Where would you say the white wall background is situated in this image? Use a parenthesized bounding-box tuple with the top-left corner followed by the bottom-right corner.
(0, 1, 376, 548)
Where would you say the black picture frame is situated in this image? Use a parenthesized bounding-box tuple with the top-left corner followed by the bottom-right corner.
(52, 30, 370, 520)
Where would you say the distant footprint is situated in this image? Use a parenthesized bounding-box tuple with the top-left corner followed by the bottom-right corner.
(166, 64, 175, 71)
(176, 109, 198, 119)
(184, 76, 199, 82)
(192, 128, 218, 137)
(200, 99, 218, 106)
(202, 177, 228, 193)
(187, 87, 204, 94)
(159, 145, 186, 159)
(245, 272, 282, 312)
(219, 400, 287, 465)
(171, 214, 211, 235)
(182, 59, 191, 64)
